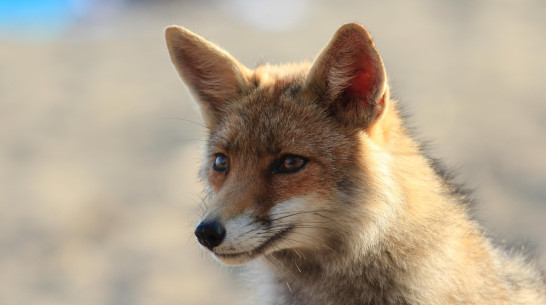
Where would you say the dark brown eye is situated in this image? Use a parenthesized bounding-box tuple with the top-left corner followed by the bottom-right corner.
(213, 154, 229, 172)
(272, 154, 308, 174)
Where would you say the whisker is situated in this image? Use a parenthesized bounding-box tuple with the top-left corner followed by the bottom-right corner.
(265, 254, 294, 293)
(156, 117, 210, 130)
(289, 224, 338, 233)
(288, 231, 336, 252)
(293, 249, 303, 260)
(267, 209, 338, 223)
(285, 281, 293, 293)
(294, 262, 302, 273)
(311, 212, 345, 228)
(275, 235, 315, 249)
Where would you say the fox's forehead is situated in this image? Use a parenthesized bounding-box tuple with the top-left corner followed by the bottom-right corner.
(209, 83, 350, 158)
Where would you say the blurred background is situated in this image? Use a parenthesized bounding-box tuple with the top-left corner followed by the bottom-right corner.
(0, 0, 545, 304)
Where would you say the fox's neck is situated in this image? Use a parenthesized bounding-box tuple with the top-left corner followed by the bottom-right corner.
(255, 180, 478, 305)
(259, 244, 415, 305)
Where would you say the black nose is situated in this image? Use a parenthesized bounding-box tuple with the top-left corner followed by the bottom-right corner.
(194, 220, 226, 250)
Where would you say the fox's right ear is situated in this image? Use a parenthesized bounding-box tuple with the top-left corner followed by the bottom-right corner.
(305, 23, 388, 129)
(165, 26, 251, 129)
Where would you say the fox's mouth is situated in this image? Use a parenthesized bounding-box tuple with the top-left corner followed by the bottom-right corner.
(214, 225, 294, 261)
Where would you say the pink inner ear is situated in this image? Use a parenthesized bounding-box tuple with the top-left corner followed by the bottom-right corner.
(344, 67, 380, 105)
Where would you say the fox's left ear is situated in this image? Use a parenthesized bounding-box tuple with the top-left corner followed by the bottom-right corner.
(165, 26, 251, 129)
(306, 23, 388, 129)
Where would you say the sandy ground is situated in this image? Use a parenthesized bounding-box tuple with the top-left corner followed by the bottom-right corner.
(1, 1, 545, 304)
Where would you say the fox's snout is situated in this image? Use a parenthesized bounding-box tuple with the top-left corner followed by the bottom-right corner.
(194, 220, 226, 250)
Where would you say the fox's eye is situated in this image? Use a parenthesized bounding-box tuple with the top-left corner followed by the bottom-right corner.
(273, 154, 308, 174)
(213, 154, 229, 172)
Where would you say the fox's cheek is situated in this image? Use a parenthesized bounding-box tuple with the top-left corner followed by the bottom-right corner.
(209, 170, 227, 193)
(271, 164, 331, 202)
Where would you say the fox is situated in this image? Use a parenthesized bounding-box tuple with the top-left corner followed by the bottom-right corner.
(165, 23, 546, 305)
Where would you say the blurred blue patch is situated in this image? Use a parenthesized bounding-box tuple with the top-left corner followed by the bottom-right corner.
(0, 0, 84, 39)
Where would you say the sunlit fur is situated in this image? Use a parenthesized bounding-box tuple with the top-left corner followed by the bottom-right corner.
(166, 23, 546, 305)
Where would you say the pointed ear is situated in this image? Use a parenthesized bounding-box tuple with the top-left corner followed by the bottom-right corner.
(306, 23, 388, 128)
(165, 26, 251, 129)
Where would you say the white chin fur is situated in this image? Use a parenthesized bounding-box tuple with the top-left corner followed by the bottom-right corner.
(208, 196, 322, 265)
(213, 252, 255, 266)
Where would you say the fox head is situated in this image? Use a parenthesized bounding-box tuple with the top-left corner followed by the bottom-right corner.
(166, 23, 404, 265)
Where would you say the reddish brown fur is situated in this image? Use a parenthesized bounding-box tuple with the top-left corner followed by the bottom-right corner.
(166, 23, 546, 305)
(207, 81, 359, 220)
